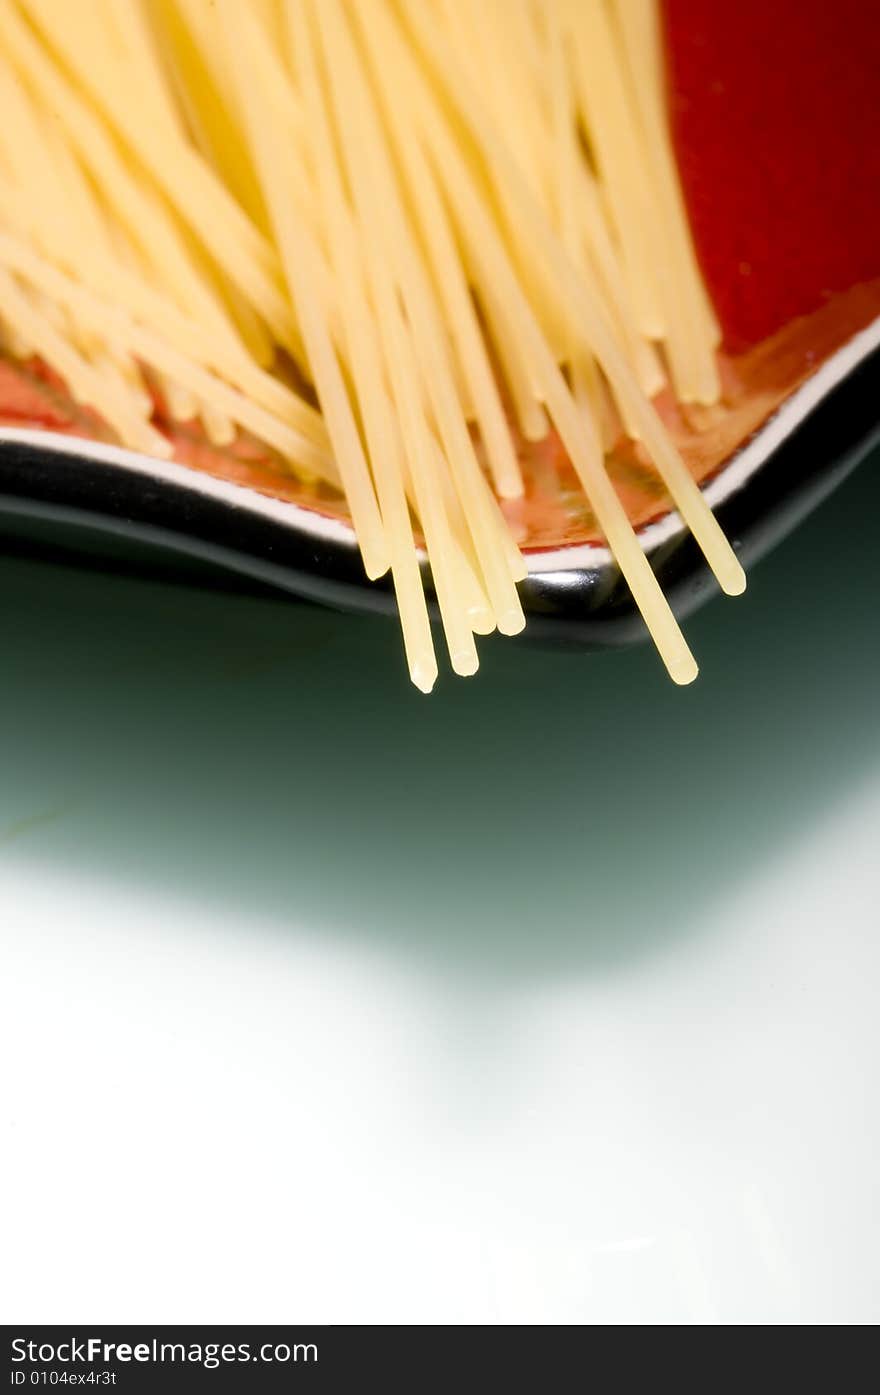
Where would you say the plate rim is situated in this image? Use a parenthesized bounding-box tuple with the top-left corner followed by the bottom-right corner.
(2, 311, 878, 576)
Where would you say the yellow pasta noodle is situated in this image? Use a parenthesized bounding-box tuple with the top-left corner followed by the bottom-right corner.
(0, 0, 746, 690)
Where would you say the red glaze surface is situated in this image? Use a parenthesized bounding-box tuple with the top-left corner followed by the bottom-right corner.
(665, 0, 880, 351)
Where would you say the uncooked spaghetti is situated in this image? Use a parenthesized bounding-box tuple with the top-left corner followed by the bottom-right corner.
(0, 0, 746, 689)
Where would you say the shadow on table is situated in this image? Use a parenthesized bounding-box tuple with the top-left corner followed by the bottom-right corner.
(2, 450, 879, 983)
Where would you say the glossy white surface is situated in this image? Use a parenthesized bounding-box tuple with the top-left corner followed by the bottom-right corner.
(2, 457, 879, 1325)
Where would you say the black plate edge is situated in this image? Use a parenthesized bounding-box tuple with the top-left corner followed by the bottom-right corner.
(0, 338, 878, 649)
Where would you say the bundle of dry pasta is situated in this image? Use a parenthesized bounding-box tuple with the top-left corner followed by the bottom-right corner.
(0, 0, 745, 690)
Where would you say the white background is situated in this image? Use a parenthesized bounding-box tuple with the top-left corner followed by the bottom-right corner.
(2, 456, 879, 1324)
